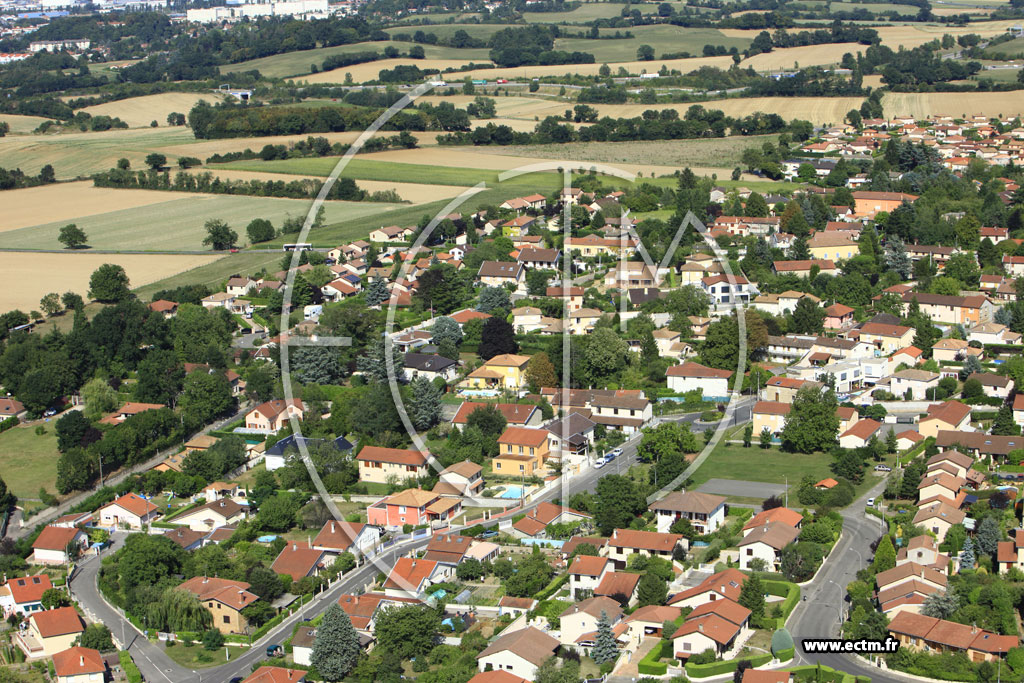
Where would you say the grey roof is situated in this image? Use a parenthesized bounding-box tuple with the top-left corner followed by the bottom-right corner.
(404, 353, 458, 372)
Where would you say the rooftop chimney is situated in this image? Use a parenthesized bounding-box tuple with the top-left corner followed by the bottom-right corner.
(80, 655, 84, 666)
(697, 623, 704, 633)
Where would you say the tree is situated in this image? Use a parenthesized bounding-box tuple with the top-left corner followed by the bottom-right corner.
(594, 475, 645, 535)
(872, 535, 896, 573)
(246, 218, 276, 244)
(975, 516, 1001, 557)
(466, 404, 506, 437)
(202, 628, 224, 651)
(760, 426, 772, 449)
(179, 370, 234, 428)
(55, 411, 97, 452)
(992, 403, 1021, 436)
(478, 317, 518, 360)
(945, 252, 980, 289)
(743, 423, 753, 448)
(591, 611, 618, 665)
(41, 588, 70, 610)
(364, 278, 389, 307)
(311, 603, 362, 681)
(636, 44, 655, 60)
(409, 375, 442, 431)
(431, 316, 463, 348)
(144, 152, 167, 170)
(202, 219, 238, 251)
(885, 428, 898, 454)
(791, 296, 824, 334)
(636, 573, 668, 607)
(959, 535, 975, 570)
(738, 572, 765, 627)
(524, 352, 557, 392)
(373, 604, 441, 659)
(40, 293, 62, 316)
(780, 386, 840, 453)
(292, 346, 344, 385)
(476, 286, 511, 314)
(88, 263, 130, 302)
(921, 588, 960, 620)
(526, 269, 552, 297)
(58, 224, 88, 249)
(81, 377, 119, 420)
(78, 623, 114, 651)
(62, 291, 84, 311)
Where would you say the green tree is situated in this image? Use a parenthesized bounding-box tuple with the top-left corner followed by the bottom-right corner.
(364, 278, 389, 307)
(81, 377, 119, 419)
(41, 588, 70, 610)
(78, 623, 114, 651)
(179, 370, 233, 428)
(791, 296, 824, 334)
(409, 375, 442, 431)
(58, 224, 88, 249)
(246, 218, 276, 244)
(202, 219, 238, 251)
(738, 572, 765, 627)
(466, 404, 506, 437)
(759, 426, 772, 449)
(743, 423, 753, 448)
(477, 286, 511, 314)
(594, 475, 645, 535)
(591, 610, 619, 664)
(524, 352, 557, 393)
(373, 604, 441, 659)
(40, 292, 62, 317)
(636, 572, 668, 607)
(431, 316, 463, 348)
(780, 386, 840, 453)
(202, 628, 224, 651)
(478, 317, 518, 360)
(975, 516, 1001, 557)
(921, 588, 959, 620)
(959, 535, 975, 570)
(144, 152, 167, 170)
(992, 404, 1021, 436)
(872, 535, 896, 573)
(526, 269, 552, 297)
(311, 603, 362, 680)
(88, 263, 131, 302)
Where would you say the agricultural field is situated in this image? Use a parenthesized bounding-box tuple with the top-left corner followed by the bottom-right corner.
(0, 114, 48, 134)
(382, 23, 508, 42)
(0, 425, 60, 500)
(555, 26, 752, 62)
(0, 252, 224, 313)
(829, 2, 920, 14)
(972, 65, 1024, 82)
(870, 20, 1022, 48)
(80, 92, 227, 128)
(2, 182, 190, 232)
(881, 90, 1024, 119)
(983, 36, 1024, 58)
(290, 57, 492, 84)
(522, 2, 634, 23)
(227, 41, 492, 79)
(0, 192, 404, 251)
(132, 250, 286, 301)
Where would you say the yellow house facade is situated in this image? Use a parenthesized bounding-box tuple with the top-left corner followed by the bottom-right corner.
(463, 354, 530, 391)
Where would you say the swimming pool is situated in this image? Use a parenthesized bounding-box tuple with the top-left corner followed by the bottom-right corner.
(460, 389, 499, 397)
(499, 486, 527, 499)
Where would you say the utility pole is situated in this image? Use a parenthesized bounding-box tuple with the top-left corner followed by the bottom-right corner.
(784, 475, 788, 508)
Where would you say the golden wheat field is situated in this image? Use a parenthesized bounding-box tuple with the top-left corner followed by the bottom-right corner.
(872, 20, 1022, 48)
(0, 114, 49, 134)
(0, 252, 223, 313)
(290, 58, 493, 84)
(1, 182, 191, 232)
(81, 92, 228, 128)
(882, 91, 1024, 119)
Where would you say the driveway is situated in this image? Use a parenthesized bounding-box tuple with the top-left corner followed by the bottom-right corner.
(697, 478, 787, 498)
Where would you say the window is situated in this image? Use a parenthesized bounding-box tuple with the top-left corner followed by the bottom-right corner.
(518, 446, 523, 454)
(399, 506, 407, 513)
(223, 615, 230, 624)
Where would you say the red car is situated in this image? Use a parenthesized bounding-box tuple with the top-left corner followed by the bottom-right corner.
(230, 248, 239, 253)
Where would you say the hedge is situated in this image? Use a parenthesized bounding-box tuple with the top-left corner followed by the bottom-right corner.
(685, 653, 771, 678)
(0, 416, 18, 434)
(789, 664, 869, 683)
(776, 646, 795, 662)
(533, 574, 569, 601)
(637, 640, 669, 675)
(762, 579, 800, 628)
(119, 651, 143, 683)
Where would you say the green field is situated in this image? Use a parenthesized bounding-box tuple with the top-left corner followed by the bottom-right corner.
(0, 194, 403, 251)
(132, 251, 284, 300)
(0, 425, 60, 500)
(227, 41, 492, 79)
(222, 157, 521, 186)
(983, 37, 1024, 58)
(557, 26, 752, 61)
(522, 2, 637, 23)
(972, 66, 1024, 81)
(162, 642, 246, 669)
(830, 1, 920, 13)
(383, 23, 509, 42)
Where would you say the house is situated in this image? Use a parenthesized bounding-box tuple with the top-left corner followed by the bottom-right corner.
(899, 293, 993, 326)
(559, 596, 624, 648)
(620, 605, 682, 649)
(648, 491, 727, 535)
(98, 401, 165, 426)
(762, 377, 823, 403)
(701, 274, 753, 305)
(452, 402, 541, 427)
(435, 460, 485, 497)
(469, 673, 528, 683)
(147, 299, 178, 318)
(244, 399, 305, 433)
(807, 233, 859, 261)
(313, 520, 380, 558)
(887, 612, 1015, 662)
(366, 488, 461, 530)
(912, 502, 965, 543)
(0, 397, 26, 420)
(666, 363, 733, 398)
(53, 647, 105, 683)
(967, 372, 1012, 400)
(546, 286, 584, 311)
(890, 369, 940, 400)
(931, 338, 972, 363)
(171, 498, 249, 532)
(891, 346, 923, 367)
(589, 393, 652, 435)
(164, 527, 208, 551)
(476, 627, 560, 680)
(968, 323, 1021, 346)
(737, 522, 800, 571)
(752, 401, 791, 438)
(875, 563, 948, 611)
(264, 434, 353, 472)
(544, 411, 596, 462)
(742, 508, 802, 536)
(741, 671, 794, 683)
(271, 542, 326, 581)
(1016, 394, 1024, 426)
(97, 493, 160, 530)
(568, 555, 611, 596)
(852, 191, 918, 217)
(422, 533, 474, 566)
(512, 502, 592, 538)
(895, 431, 925, 451)
(771, 260, 838, 278)
(672, 598, 751, 660)
(935, 431, 1023, 461)
(477, 261, 524, 290)
(858, 322, 915, 355)
(517, 248, 561, 270)
(594, 571, 642, 606)
(838, 419, 882, 449)
(815, 478, 838, 490)
(919, 402, 972, 440)
(668, 568, 747, 609)
(823, 303, 855, 330)
(384, 557, 451, 598)
(356, 446, 430, 485)
(0, 575, 52, 617)
(404, 353, 459, 382)
(495, 427, 550, 476)
(604, 529, 684, 569)
(178, 576, 258, 634)
(16, 607, 84, 658)
(997, 528, 1024, 574)
(242, 667, 308, 683)
(463, 354, 531, 391)
(369, 225, 413, 242)
(896, 535, 950, 573)
(30, 525, 87, 565)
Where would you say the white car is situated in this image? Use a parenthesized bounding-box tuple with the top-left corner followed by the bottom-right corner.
(866, 498, 875, 507)
(594, 458, 607, 469)
(609, 448, 623, 459)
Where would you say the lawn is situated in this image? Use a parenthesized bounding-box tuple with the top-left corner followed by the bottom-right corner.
(132, 251, 284, 301)
(161, 642, 246, 669)
(0, 425, 61, 500)
(0, 194, 403, 251)
(226, 41, 492, 79)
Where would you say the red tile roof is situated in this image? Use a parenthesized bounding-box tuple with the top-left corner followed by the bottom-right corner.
(102, 492, 158, 518)
(608, 529, 683, 552)
(53, 647, 104, 677)
(452, 402, 537, 425)
(497, 426, 548, 448)
(568, 554, 609, 577)
(384, 557, 437, 592)
(6, 575, 53, 604)
(31, 607, 84, 638)
(242, 667, 307, 683)
(270, 543, 325, 581)
(356, 446, 428, 466)
(32, 525, 83, 552)
(669, 568, 747, 604)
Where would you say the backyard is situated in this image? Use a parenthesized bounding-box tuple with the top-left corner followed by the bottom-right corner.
(0, 424, 61, 501)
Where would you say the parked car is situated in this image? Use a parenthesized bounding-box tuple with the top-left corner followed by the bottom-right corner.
(266, 645, 283, 658)
(874, 464, 892, 472)
(609, 448, 623, 459)
(594, 458, 606, 469)
(866, 498, 875, 507)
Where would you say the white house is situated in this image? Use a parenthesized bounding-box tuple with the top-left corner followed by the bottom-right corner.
(648, 491, 727, 535)
(476, 627, 559, 680)
(30, 526, 87, 565)
(737, 522, 800, 571)
(567, 555, 611, 597)
(666, 362, 734, 398)
(701, 274, 753, 305)
(96, 493, 160, 530)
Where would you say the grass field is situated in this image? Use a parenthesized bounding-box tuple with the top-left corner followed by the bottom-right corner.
(161, 642, 245, 669)
(830, 1, 919, 13)
(0, 114, 48, 134)
(227, 41, 492, 79)
(290, 57, 492, 84)
(223, 156, 509, 185)
(0, 192, 404, 251)
(0, 425, 60, 500)
(133, 251, 284, 301)
(522, 2, 630, 22)
(80, 92, 227, 128)
(882, 90, 1024, 118)
(983, 36, 1024, 58)
(972, 65, 1024, 82)
(1, 182, 189, 232)
(0, 252, 224, 312)
(557, 26, 752, 62)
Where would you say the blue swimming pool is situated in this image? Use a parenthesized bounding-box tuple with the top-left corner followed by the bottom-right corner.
(460, 389, 499, 397)
(499, 486, 527, 499)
